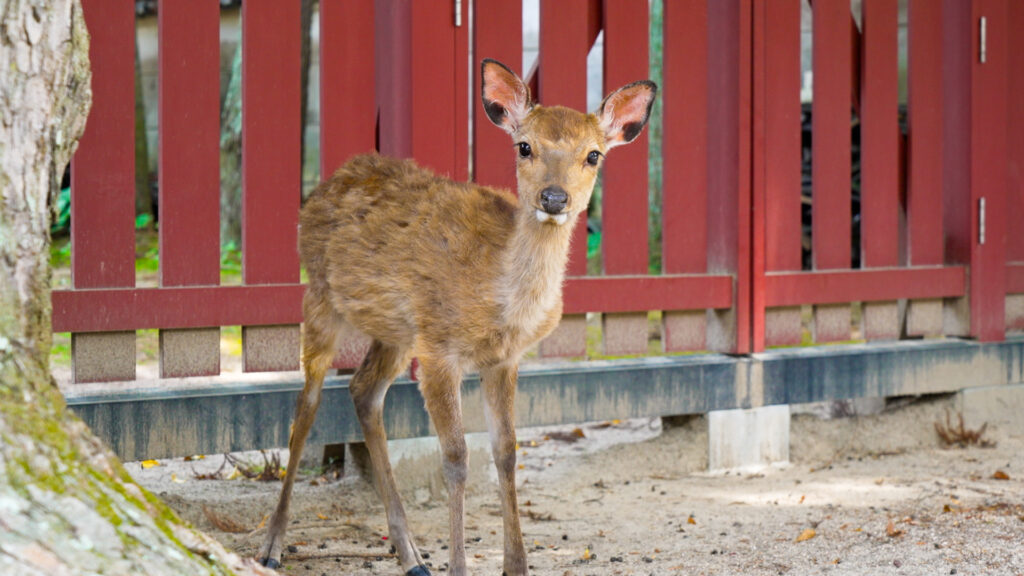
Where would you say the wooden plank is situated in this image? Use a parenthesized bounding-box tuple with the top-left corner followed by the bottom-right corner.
(763, 0, 802, 273)
(52, 285, 306, 333)
(1009, 0, 1024, 264)
(156, 0, 221, 378)
(472, 0, 523, 193)
(906, 0, 944, 266)
(563, 275, 732, 314)
(811, 0, 852, 271)
(409, 2, 468, 179)
(860, 0, 900, 268)
(661, 0, 707, 275)
(970, 0, 1008, 341)
(72, 0, 135, 289)
(765, 267, 966, 307)
(158, 0, 220, 287)
(540, 0, 589, 277)
(319, 0, 376, 177)
(72, 0, 137, 384)
(601, 0, 649, 275)
(242, 1, 301, 285)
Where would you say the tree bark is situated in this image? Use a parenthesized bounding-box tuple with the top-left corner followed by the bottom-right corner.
(219, 42, 243, 248)
(0, 2, 272, 574)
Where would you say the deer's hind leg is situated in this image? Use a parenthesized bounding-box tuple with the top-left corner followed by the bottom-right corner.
(349, 340, 427, 576)
(258, 292, 343, 568)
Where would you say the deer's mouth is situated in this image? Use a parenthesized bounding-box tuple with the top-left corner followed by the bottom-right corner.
(535, 209, 569, 226)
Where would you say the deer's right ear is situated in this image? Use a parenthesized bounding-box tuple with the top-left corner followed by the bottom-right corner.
(481, 59, 531, 134)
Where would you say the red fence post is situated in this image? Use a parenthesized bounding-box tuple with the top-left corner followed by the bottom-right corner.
(859, 0, 901, 341)
(320, 0, 376, 178)
(811, 0, 853, 343)
(242, 1, 302, 371)
(157, 0, 222, 377)
(904, 0, 947, 336)
(754, 0, 802, 351)
(70, 0, 137, 383)
(473, 0, 523, 194)
(600, 0, 650, 355)
(969, 0, 1008, 341)
(1006, 0, 1024, 331)
(662, 0, 709, 352)
(704, 0, 751, 354)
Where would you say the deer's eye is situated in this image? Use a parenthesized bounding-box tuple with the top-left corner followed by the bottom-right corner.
(586, 150, 601, 166)
(518, 142, 532, 158)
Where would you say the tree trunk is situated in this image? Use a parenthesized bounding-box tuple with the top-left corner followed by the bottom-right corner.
(219, 42, 243, 249)
(0, 2, 272, 574)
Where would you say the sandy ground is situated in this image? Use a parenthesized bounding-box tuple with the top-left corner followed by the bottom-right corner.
(130, 395, 1024, 576)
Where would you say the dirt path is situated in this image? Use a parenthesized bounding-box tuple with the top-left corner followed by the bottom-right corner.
(131, 395, 1023, 576)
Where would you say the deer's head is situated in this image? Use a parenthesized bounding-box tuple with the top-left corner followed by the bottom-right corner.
(481, 59, 657, 227)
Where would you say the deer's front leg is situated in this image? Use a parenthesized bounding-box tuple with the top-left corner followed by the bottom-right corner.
(418, 358, 468, 575)
(480, 363, 528, 576)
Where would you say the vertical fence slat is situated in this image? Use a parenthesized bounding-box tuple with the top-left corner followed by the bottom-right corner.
(904, 0, 946, 336)
(812, 0, 852, 271)
(662, 0, 707, 276)
(600, 0, 649, 356)
(662, 0, 708, 352)
(319, 0, 376, 178)
(71, 0, 136, 383)
(1007, 0, 1024, 265)
(602, 0, 649, 276)
(242, 1, 302, 371)
(473, 0, 523, 193)
(860, 0, 899, 269)
(72, 0, 136, 290)
(242, 2, 301, 285)
(760, 0, 803, 348)
(907, 0, 944, 267)
(859, 0, 901, 341)
(811, 0, 852, 343)
(537, 0, 590, 358)
(539, 0, 589, 279)
(409, 2, 467, 179)
(158, 0, 220, 287)
(157, 0, 222, 377)
(969, 0, 1008, 341)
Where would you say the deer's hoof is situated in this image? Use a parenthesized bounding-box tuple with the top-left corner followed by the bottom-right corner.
(405, 565, 431, 576)
(258, 556, 281, 569)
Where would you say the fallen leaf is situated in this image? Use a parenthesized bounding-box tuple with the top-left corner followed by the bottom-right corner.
(255, 514, 268, 530)
(993, 470, 1010, 480)
(140, 459, 160, 469)
(795, 528, 816, 542)
(799, 495, 806, 504)
(886, 520, 904, 538)
(170, 473, 186, 484)
(582, 548, 591, 560)
(316, 513, 328, 520)
(687, 515, 697, 525)
(875, 478, 884, 485)
(184, 454, 205, 461)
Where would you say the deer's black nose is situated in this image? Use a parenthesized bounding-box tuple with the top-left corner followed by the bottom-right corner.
(540, 187, 568, 214)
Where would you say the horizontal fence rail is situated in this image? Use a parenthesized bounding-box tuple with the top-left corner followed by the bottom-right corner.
(56, 0, 1023, 457)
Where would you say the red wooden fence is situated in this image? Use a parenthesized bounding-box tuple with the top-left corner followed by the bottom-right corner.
(54, 0, 1022, 384)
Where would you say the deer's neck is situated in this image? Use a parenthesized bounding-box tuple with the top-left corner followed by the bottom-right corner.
(499, 210, 576, 335)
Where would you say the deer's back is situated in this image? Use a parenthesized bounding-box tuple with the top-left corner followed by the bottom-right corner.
(300, 154, 518, 352)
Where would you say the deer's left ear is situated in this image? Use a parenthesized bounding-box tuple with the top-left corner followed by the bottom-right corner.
(597, 80, 657, 150)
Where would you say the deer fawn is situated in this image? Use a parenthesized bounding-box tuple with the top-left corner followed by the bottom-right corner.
(258, 59, 656, 575)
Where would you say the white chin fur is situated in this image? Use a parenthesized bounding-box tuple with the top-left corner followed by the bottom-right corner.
(535, 209, 569, 226)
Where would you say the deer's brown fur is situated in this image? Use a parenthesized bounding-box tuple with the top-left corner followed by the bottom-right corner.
(259, 59, 656, 576)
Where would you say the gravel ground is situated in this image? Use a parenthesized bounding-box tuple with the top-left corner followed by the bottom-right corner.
(130, 394, 1024, 576)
